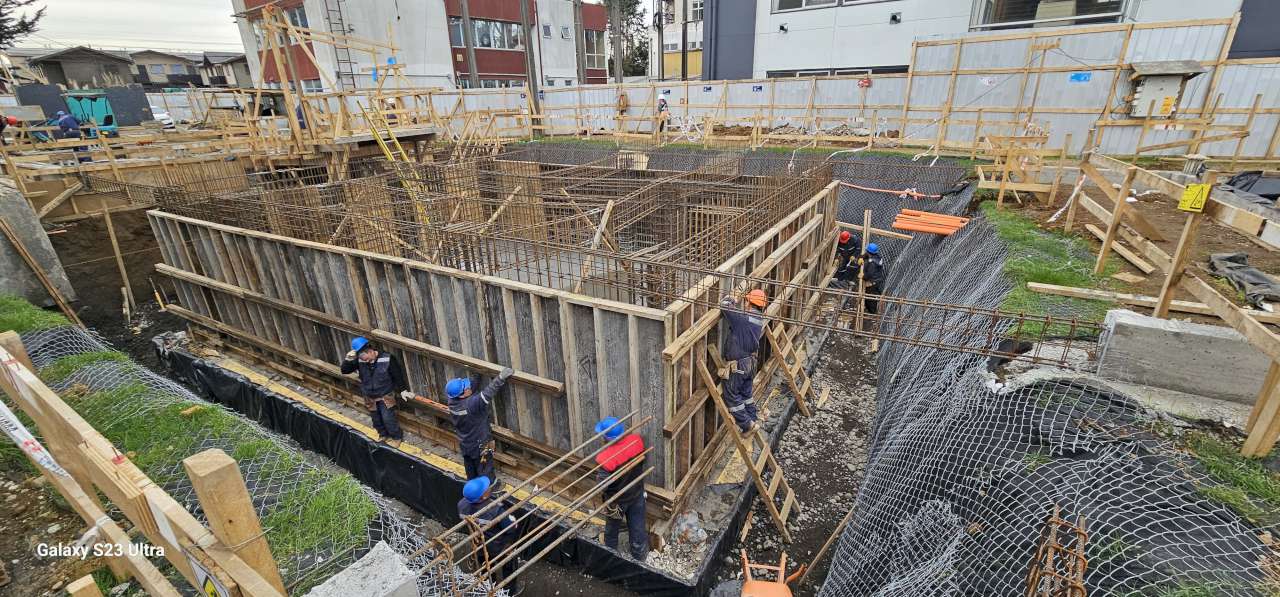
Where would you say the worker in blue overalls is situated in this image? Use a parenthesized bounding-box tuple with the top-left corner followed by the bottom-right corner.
(458, 476, 522, 594)
(445, 367, 513, 482)
(341, 337, 409, 446)
(720, 289, 768, 434)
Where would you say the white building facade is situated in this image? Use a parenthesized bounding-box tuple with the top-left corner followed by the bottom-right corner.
(747, 0, 1244, 78)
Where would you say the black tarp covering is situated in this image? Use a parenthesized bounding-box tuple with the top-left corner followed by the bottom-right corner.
(1224, 171, 1280, 204)
(1208, 252, 1280, 308)
(155, 344, 742, 596)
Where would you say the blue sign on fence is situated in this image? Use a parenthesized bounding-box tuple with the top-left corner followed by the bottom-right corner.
(1069, 72, 1092, 83)
(752, 85, 764, 92)
(703, 86, 712, 92)
(662, 89, 671, 95)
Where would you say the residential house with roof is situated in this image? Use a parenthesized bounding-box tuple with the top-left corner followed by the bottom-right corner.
(201, 52, 252, 87)
(26, 46, 134, 87)
(129, 50, 204, 89)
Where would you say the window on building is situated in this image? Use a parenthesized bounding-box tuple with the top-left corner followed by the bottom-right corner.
(775, 0, 836, 10)
(481, 79, 498, 88)
(149, 64, 165, 74)
(506, 22, 524, 50)
(458, 77, 472, 89)
(546, 77, 555, 86)
(691, 0, 704, 20)
(561, 26, 571, 39)
(542, 23, 552, 38)
(302, 79, 323, 92)
(564, 79, 573, 86)
(449, 17, 464, 47)
(286, 6, 309, 28)
(475, 20, 494, 47)
(664, 42, 678, 52)
(971, 0, 1125, 29)
(169, 64, 184, 74)
(584, 30, 606, 69)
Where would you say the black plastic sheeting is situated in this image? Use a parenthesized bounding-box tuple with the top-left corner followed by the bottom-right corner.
(154, 343, 767, 596)
(1209, 252, 1280, 308)
(1223, 171, 1280, 206)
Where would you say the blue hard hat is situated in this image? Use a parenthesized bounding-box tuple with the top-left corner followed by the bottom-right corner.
(595, 417, 624, 441)
(867, 243, 879, 255)
(463, 477, 491, 502)
(445, 378, 471, 399)
(56, 110, 65, 117)
(351, 336, 369, 352)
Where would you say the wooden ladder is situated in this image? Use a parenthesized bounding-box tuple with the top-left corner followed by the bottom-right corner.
(696, 355, 797, 543)
(764, 322, 830, 416)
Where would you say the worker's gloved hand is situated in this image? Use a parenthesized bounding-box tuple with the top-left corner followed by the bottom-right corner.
(604, 504, 623, 519)
(499, 367, 514, 381)
(720, 295, 736, 307)
(400, 390, 414, 401)
(345, 350, 357, 360)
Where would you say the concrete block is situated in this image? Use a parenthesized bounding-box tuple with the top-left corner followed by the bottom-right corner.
(0, 186, 76, 306)
(1097, 309, 1269, 405)
(304, 541, 417, 597)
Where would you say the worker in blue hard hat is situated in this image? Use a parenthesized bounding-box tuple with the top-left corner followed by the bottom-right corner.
(457, 476, 522, 594)
(55, 110, 81, 139)
(594, 417, 649, 560)
(446, 366, 514, 482)
(340, 336, 409, 445)
(852, 242, 887, 352)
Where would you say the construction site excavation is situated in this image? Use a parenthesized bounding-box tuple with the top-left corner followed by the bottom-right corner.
(7, 4, 1280, 597)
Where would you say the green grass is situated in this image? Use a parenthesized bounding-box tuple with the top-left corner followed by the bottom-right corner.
(40, 350, 131, 383)
(0, 293, 69, 333)
(1186, 432, 1280, 526)
(982, 201, 1117, 336)
(1023, 451, 1052, 472)
(1090, 532, 1140, 567)
(0, 294, 380, 584)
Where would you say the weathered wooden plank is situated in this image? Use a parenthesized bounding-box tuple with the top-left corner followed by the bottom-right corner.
(572, 303, 600, 442)
(512, 291, 545, 443)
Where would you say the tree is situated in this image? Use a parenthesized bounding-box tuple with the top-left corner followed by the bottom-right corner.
(603, 0, 643, 82)
(623, 37, 648, 77)
(0, 0, 43, 49)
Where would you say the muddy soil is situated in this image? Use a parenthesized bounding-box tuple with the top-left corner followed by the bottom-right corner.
(46, 210, 186, 359)
(712, 330, 879, 596)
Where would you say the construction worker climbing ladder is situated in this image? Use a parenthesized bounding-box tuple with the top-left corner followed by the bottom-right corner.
(445, 367, 513, 482)
(720, 289, 768, 434)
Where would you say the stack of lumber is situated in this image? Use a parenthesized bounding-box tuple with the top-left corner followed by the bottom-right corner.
(892, 209, 969, 236)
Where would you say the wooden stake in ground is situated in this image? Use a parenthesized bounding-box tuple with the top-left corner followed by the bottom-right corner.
(1093, 167, 1137, 275)
(1153, 171, 1217, 318)
(103, 207, 137, 313)
(182, 449, 288, 595)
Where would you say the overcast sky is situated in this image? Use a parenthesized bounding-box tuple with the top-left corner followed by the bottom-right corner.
(24, 0, 244, 52)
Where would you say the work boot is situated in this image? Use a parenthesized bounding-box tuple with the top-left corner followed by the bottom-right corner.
(869, 339, 880, 353)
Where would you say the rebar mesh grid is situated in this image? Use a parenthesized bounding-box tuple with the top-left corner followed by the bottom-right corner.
(18, 325, 503, 596)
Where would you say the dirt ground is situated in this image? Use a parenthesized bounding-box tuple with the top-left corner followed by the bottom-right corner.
(0, 474, 122, 596)
(711, 330, 879, 596)
(46, 209, 178, 342)
(1016, 180, 1280, 314)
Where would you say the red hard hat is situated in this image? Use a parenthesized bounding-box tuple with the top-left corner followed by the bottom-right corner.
(839, 231, 851, 244)
(5, 116, 17, 126)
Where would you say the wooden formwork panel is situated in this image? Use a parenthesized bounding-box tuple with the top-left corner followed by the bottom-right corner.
(147, 210, 670, 488)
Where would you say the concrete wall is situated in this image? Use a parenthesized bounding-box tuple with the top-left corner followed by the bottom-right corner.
(42, 57, 132, 88)
(748, 0, 1242, 77)
(0, 186, 77, 306)
(1097, 309, 1269, 405)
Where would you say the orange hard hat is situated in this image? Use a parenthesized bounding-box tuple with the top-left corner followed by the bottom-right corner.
(839, 230, 851, 243)
(746, 289, 767, 308)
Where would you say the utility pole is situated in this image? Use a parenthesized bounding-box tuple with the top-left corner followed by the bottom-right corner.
(680, 0, 688, 80)
(519, 0, 540, 117)
(611, 2, 623, 83)
(654, 0, 665, 81)
(459, 0, 480, 88)
(573, 0, 585, 83)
